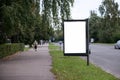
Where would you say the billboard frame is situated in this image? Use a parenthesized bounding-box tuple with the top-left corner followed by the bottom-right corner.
(63, 19, 89, 56)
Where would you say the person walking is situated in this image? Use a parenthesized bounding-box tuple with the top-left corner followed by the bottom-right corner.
(33, 40, 38, 51)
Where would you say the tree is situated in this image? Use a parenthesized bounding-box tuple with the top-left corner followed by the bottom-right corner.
(41, 0, 74, 29)
(0, 0, 74, 45)
(98, 0, 120, 43)
(54, 28, 63, 41)
(89, 0, 120, 43)
(0, 0, 40, 45)
(89, 11, 101, 42)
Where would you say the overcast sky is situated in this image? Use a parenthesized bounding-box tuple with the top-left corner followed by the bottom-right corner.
(71, 0, 120, 19)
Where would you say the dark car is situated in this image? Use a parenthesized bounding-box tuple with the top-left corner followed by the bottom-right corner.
(114, 40, 120, 49)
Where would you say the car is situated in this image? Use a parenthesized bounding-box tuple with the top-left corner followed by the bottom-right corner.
(114, 40, 120, 49)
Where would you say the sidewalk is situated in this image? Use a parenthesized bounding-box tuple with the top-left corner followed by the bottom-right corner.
(0, 43, 55, 80)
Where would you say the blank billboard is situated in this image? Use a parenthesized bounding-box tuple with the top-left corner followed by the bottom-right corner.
(63, 20, 88, 56)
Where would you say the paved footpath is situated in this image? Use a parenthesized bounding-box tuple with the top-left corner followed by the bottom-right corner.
(0, 44, 55, 80)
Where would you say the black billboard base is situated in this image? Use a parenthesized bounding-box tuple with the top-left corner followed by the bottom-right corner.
(87, 54, 89, 66)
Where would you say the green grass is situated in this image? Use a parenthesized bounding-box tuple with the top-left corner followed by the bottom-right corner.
(24, 47, 30, 51)
(93, 43, 114, 45)
(49, 44, 120, 80)
(49, 43, 60, 50)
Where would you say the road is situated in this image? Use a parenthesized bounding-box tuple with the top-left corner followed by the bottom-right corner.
(90, 43, 120, 78)
(54, 42, 120, 78)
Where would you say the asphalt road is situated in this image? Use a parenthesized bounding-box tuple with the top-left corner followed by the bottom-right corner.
(90, 43, 120, 78)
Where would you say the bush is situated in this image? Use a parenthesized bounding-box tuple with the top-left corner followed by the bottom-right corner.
(0, 43, 24, 59)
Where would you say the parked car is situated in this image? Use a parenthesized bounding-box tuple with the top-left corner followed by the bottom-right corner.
(114, 40, 120, 49)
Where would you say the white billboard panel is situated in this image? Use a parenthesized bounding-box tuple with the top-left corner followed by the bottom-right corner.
(63, 20, 88, 56)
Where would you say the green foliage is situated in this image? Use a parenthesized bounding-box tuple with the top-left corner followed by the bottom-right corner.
(0, 0, 74, 44)
(89, 0, 120, 43)
(49, 44, 119, 80)
(113, 31, 120, 42)
(41, 0, 74, 29)
(0, 0, 41, 44)
(89, 11, 101, 42)
(0, 43, 24, 59)
(54, 28, 63, 41)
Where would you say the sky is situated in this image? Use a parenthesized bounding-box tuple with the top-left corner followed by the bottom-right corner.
(71, 0, 120, 19)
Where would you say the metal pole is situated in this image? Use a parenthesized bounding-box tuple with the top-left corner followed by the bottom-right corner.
(87, 54, 89, 66)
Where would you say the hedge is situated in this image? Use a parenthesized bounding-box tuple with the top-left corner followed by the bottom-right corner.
(0, 43, 24, 59)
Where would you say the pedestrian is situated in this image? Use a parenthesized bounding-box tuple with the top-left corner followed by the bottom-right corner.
(33, 40, 38, 51)
(59, 41, 62, 50)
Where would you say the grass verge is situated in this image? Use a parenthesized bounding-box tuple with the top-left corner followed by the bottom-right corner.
(49, 43, 120, 80)
(49, 43, 60, 50)
(24, 47, 30, 51)
(93, 43, 114, 45)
